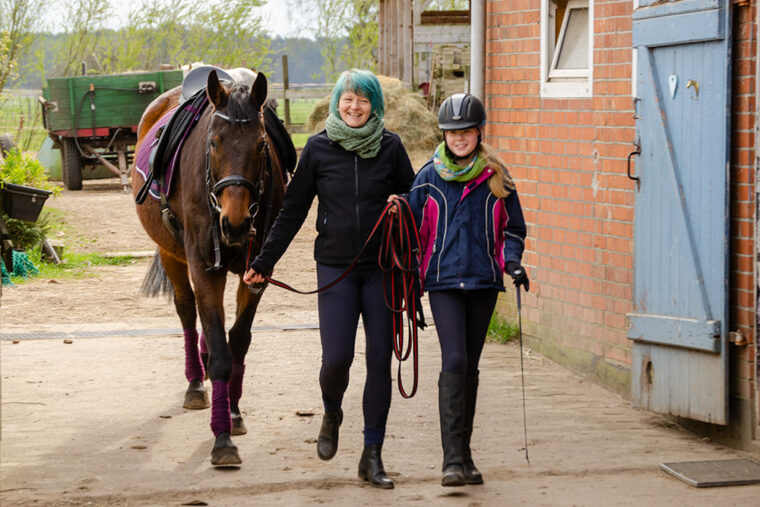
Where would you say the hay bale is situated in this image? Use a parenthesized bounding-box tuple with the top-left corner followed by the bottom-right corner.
(306, 75, 441, 166)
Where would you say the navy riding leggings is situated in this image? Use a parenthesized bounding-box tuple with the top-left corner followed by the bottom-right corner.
(428, 289, 499, 376)
(317, 263, 394, 446)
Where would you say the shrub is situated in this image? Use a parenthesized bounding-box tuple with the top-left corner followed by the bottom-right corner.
(1, 148, 61, 251)
(0, 148, 61, 193)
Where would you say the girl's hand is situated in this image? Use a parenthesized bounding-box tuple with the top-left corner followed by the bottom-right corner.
(243, 268, 266, 285)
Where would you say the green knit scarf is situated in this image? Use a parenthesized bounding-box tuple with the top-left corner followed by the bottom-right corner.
(433, 142, 487, 182)
(325, 113, 385, 159)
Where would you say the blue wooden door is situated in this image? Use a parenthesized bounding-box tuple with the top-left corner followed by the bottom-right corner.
(629, 0, 732, 424)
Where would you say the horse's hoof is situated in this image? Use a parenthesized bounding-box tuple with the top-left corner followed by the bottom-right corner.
(231, 415, 247, 436)
(183, 380, 210, 410)
(211, 432, 241, 467)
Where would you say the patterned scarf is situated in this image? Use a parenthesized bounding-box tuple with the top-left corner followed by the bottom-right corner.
(433, 142, 487, 182)
(325, 113, 385, 159)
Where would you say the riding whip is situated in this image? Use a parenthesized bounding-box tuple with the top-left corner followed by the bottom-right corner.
(515, 275, 530, 464)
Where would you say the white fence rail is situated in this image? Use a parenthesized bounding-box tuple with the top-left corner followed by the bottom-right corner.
(3, 89, 42, 98)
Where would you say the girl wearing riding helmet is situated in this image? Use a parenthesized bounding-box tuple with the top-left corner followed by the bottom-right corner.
(244, 69, 414, 489)
(399, 93, 528, 487)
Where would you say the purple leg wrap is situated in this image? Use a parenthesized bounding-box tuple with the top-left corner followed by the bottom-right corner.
(228, 360, 246, 407)
(200, 332, 208, 356)
(183, 329, 205, 382)
(210, 380, 231, 436)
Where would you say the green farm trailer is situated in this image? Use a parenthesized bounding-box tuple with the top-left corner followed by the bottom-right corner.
(39, 70, 183, 190)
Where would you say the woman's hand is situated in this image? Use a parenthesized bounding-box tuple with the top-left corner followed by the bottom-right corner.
(243, 268, 266, 285)
(387, 194, 401, 214)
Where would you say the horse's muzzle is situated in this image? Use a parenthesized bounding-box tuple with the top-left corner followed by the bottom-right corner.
(220, 215, 252, 246)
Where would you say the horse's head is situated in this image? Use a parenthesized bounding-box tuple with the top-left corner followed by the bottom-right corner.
(205, 69, 271, 247)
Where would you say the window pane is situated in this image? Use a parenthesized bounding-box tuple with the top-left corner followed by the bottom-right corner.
(556, 8, 588, 69)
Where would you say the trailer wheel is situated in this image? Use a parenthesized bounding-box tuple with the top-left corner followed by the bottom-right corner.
(0, 133, 16, 158)
(61, 137, 83, 190)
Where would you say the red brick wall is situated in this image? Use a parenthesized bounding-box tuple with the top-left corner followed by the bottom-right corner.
(730, 2, 757, 432)
(486, 0, 757, 426)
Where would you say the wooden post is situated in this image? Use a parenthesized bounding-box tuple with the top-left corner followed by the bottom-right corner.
(282, 55, 291, 128)
(390, 0, 401, 79)
(378, 0, 385, 74)
(381, 0, 390, 75)
(403, 0, 413, 86)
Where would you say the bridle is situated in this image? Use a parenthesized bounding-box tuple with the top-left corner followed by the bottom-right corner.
(205, 108, 276, 271)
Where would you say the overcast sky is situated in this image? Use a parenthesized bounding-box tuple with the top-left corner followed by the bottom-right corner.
(45, 1, 305, 38)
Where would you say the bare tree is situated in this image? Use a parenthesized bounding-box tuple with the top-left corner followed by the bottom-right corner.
(0, 0, 45, 93)
(54, 0, 110, 77)
(311, 0, 348, 82)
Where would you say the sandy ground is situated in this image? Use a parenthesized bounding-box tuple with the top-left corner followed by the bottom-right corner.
(1, 179, 759, 506)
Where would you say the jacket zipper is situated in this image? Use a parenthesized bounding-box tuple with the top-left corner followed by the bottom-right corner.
(354, 155, 361, 249)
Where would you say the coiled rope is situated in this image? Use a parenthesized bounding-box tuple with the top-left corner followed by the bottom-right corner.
(246, 197, 424, 398)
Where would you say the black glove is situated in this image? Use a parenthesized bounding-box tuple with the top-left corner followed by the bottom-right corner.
(415, 301, 427, 330)
(506, 261, 530, 292)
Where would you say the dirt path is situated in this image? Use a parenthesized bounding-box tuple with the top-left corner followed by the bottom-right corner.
(1, 179, 759, 505)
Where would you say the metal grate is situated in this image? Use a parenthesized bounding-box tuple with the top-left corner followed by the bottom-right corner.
(0, 323, 320, 341)
(660, 459, 760, 488)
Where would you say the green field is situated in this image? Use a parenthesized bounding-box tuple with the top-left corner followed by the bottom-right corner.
(275, 98, 320, 126)
(0, 92, 48, 152)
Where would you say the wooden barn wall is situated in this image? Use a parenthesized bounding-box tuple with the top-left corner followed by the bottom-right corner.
(485, 0, 757, 437)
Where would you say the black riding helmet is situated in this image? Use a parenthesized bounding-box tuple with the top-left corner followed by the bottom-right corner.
(438, 93, 486, 130)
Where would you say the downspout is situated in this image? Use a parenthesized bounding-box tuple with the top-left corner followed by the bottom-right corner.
(470, 0, 486, 100)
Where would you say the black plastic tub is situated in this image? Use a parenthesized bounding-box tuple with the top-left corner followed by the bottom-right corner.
(1, 183, 53, 222)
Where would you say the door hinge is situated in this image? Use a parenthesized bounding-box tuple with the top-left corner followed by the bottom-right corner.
(729, 330, 747, 346)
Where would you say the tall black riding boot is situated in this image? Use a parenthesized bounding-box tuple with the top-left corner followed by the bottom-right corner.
(358, 443, 394, 489)
(317, 408, 342, 460)
(463, 373, 484, 484)
(438, 371, 466, 487)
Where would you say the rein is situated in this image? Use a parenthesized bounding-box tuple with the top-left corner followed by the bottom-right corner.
(247, 197, 424, 398)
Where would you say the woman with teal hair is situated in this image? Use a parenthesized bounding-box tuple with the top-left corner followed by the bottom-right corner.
(245, 69, 415, 488)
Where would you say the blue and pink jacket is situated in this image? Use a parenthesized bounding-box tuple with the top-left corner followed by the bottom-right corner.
(407, 157, 527, 292)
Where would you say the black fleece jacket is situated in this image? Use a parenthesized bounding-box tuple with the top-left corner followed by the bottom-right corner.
(251, 129, 415, 274)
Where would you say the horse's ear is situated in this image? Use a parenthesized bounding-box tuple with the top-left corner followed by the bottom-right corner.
(207, 70, 228, 109)
(250, 72, 268, 112)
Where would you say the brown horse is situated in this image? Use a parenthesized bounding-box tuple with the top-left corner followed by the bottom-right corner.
(132, 70, 285, 466)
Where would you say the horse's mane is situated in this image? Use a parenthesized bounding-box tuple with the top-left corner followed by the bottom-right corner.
(223, 84, 260, 126)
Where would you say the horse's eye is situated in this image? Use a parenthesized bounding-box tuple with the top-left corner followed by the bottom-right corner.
(209, 139, 217, 150)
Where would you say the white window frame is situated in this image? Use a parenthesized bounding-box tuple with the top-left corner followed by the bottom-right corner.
(540, 0, 594, 98)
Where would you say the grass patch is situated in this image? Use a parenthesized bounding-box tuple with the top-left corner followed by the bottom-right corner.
(6, 246, 138, 284)
(3, 206, 138, 285)
(487, 312, 519, 344)
(276, 99, 320, 125)
(0, 93, 47, 152)
(291, 133, 310, 149)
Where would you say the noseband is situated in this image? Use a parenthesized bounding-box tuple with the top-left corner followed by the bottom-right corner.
(205, 109, 275, 271)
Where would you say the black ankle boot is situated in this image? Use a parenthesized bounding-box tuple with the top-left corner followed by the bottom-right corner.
(358, 443, 394, 489)
(463, 373, 484, 484)
(439, 371, 466, 487)
(317, 408, 342, 460)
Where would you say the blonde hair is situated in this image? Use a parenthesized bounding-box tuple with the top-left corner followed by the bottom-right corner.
(479, 143, 515, 199)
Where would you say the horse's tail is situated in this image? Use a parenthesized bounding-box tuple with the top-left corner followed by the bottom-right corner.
(140, 250, 174, 299)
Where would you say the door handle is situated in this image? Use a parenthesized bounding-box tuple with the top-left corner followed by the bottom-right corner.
(627, 142, 641, 189)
